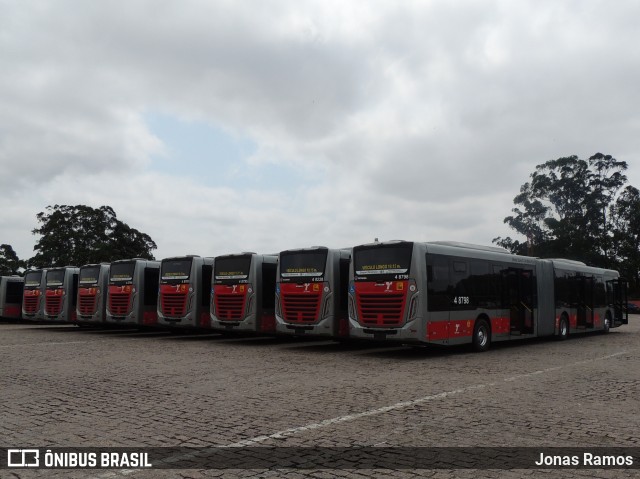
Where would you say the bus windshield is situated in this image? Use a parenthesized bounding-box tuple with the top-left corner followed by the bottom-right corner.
(354, 243, 413, 281)
(24, 271, 43, 288)
(110, 262, 135, 283)
(46, 270, 66, 287)
(214, 256, 252, 284)
(280, 250, 328, 282)
(161, 258, 193, 282)
(79, 266, 101, 286)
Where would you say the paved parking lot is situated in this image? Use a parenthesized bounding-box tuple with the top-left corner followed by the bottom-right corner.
(1, 317, 639, 479)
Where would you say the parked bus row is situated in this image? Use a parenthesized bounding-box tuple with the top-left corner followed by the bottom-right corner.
(0, 241, 629, 351)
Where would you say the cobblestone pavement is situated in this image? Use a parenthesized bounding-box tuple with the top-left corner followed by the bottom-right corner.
(1, 316, 638, 479)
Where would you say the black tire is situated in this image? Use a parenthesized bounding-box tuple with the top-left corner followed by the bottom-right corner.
(472, 318, 491, 352)
(558, 315, 569, 340)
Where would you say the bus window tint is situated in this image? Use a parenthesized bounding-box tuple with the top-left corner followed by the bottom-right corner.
(46, 270, 65, 287)
(110, 263, 135, 283)
(354, 244, 412, 281)
(280, 250, 327, 281)
(79, 266, 101, 286)
(24, 271, 43, 288)
(161, 258, 193, 282)
(426, 254, 450, 311)
(214, 256, 252, 284)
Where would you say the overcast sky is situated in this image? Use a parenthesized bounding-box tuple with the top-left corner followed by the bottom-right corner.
(1, 0, 639, 262)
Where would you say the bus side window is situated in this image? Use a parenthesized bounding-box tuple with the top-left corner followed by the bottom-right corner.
(6, 281, 23, 304)
(144, 267, 160, 306)
(72, 273, 79, 308)
(261, 263, 277, 310)
(426, 254, 450, 312)
(201, 264, 213, 306)
(470, 260, 491, 308)
(451, 259, 471, 309)
(338, 257, 350, 313)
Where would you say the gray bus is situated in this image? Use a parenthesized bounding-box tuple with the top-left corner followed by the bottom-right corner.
(76, 263, 110, 324)
(348, 240, 628, 351)
(211, 253, 277, 334)
(157, 255, 213, 329)
(275, 246, 351, 339)
(105, 258, 160, 327)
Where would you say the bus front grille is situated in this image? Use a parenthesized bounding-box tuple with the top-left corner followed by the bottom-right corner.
(78, 294, 97, 315)
(215, 294, 245, 321)
(109, 292, 131, 316)
(161, 292, 187, 317)
(357, 293, 405, 326)
(45, 296, 63, 316)
(281, 293, 321, 323)
(23, 296, 39, 314)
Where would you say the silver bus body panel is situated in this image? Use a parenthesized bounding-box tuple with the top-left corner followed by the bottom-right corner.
(275, 247, 350, 338)
(210, 253, 278, 334)
(105, 259, 160, 327)
(76, 263, 110, 324)
(157, 256, 214, 329)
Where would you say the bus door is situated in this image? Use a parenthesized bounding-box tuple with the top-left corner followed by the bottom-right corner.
(608, 278, 629, 325)
(576, 276, 594, 328)
(502, 268, 534, 335)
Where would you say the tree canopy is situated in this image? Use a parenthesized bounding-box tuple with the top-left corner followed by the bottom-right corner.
(28, 205, 157, 268)
(0, 244, 25, 275)
(494, 153, 639, 293)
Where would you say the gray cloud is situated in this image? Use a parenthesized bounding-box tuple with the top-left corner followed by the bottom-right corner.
(1, 0, 638, 260)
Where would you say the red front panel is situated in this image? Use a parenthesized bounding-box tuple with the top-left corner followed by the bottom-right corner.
(78, 288, 98, 316)
(3, 305, 21, 318)
(109, 285, 132, 316)
(142, 311, 157, 325)
(23, 290, 40, 314)
(45, 289, 64, 316)
(214, 284, 247, 321)
(160, 284, 188, 317)
(261, 313, 276, 332)
(280, 282, 322, 324)
(355, 280, 408, 327)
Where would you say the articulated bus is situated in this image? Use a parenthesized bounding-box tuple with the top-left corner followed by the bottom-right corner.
(275, 247, 351, 338)
(22, 269, 47, 321)
(348, 240, 628, 351)
(211, 253, 278, 333)
(105, 259, 160, 327)
(157, 255, 213, 329)
(0, 276, 24, 319)
(76, 263, 110, 324)
(44, 267, 80, 323)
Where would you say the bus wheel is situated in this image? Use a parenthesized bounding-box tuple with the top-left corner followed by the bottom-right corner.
(558, 315, 569, 340)
(472, 318, 491, 352)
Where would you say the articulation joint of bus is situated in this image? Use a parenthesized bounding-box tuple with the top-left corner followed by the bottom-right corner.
(105, 258, 160, 327)
(157, 255, 213, 329)
(77, 263, 110, 324)
(210, 253, 277, 333)
(275, 247, 351, 339)
(44, 266, 80, 323)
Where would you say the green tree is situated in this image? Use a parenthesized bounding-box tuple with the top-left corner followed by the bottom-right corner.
(610, 186, 640, 294)
(29, 205, 156, 268)
(0, 244, 26, 275)
(494, 153, 628, 267)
